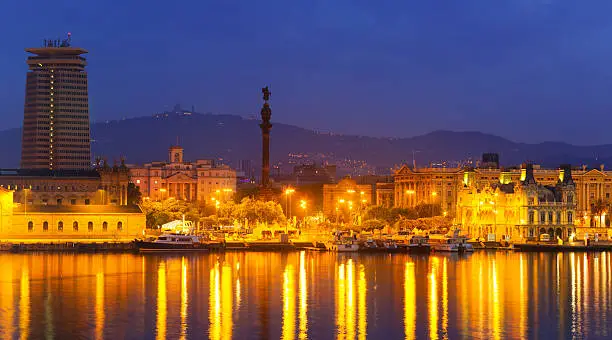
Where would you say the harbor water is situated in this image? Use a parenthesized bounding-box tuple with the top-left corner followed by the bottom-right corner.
(0, 251, 610, 339)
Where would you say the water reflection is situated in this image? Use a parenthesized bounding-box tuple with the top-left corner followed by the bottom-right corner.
(0, 252, 609, 339)
(156, 261, 166, 340)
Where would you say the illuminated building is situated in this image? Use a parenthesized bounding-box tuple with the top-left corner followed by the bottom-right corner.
(21, 35, 91, 170)
(394, 153, 611, 226)
(456, 164, 576, 241)
(0, 164, 130, 206)
(375, 182, 394, 208)
(129, 145, 236, 203)
(323, 177, 372, 221)
(0, 187, 145, 241)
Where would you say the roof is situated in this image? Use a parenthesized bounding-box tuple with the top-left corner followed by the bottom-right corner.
(13, 204, 143, 214)
(0, 169, 100, 178)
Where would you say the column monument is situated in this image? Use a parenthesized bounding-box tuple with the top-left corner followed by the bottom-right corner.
(259, 86, 273, 199)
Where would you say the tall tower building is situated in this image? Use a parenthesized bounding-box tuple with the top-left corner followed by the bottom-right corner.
(20, 35, 91, 170)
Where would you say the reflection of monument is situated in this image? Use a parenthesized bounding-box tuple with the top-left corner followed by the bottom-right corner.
(259, 87, 273, 198)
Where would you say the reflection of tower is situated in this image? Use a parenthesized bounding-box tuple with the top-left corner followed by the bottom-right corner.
(259, 87, 273, 196)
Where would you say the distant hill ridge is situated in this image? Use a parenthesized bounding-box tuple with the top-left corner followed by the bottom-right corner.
(1, 112, 611, 170)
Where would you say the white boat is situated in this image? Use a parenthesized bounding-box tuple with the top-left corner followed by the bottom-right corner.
(327, 238, 360, 252)
(428, 229, 474, 253)
(135, 233, 209, 252)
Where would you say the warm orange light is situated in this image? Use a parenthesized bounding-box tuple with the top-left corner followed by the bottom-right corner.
(347, 189, 356, 194)
(406, 190, 415, 195)
(339, 199, 345, 203)
(159, 188, 167, 193)
(285, 188, 296, 195)
(432, 192, 437, 197)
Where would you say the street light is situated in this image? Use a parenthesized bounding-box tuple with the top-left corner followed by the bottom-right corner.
(285, 187, 295, 220)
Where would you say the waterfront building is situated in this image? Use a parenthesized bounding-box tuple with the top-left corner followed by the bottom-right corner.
(21, 36, 91, 170)
(456, 164, 576, 241)
(375, 182, 394, 208)
(0, 186, 144, 241)
(0, 163, 130, 206)
(129, 145, 237, 204)
(394, 153, 612, 227)
(322, 177, 372, 219)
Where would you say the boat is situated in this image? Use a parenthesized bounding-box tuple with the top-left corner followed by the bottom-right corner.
(134, 233, 210, 252)
(407, 235, 431, 254)
(428, 229, 474, 253)
(326, 238, 360, 252)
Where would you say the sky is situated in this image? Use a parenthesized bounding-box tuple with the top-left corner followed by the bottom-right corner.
(2, 0, 612, 145)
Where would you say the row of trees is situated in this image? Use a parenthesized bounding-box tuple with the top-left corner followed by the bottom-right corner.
(363, 204, 442, 224)
(140, 197, 286, 229)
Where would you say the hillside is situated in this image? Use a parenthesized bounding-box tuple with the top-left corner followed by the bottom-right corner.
(1, 113, 612, 170)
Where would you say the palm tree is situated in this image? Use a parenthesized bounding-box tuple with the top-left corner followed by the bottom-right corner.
(590, 199, 609, 227)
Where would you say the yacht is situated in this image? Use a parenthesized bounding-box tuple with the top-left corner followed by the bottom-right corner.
(327, 238, 360, 252)
(135, 234, 210, 252)
(428, 230, 474, 253)
(407, 235, 431, 254)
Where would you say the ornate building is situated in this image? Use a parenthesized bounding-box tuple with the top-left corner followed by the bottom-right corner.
(393, 154, 612, 227)
(129, 145, 237, 204)
(456, 164, 576, 241)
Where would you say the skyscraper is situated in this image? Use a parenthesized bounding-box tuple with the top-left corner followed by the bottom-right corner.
(20, 35, 91, 170)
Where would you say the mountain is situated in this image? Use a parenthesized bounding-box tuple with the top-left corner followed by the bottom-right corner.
(1, 113, 612, 170)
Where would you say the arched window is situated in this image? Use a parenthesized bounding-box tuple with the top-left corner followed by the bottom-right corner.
(102, 221, 108, 232)
(567, 193, 574, 204)
(43, 221, 49, 231)
(117, 221, 123, 231)
(58, 221, 63, 231)
(88, 221, 93, 232)
(28, 221, 34, 232)
(568, 212, 573, 225)
(73, 221, 78, 231)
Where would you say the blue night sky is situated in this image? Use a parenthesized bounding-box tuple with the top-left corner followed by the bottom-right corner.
(1, 0, 612, 144)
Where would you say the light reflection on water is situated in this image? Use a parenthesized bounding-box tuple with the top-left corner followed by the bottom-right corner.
(0, 251, 610, 339)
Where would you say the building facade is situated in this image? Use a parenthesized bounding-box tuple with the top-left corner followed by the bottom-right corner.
(456, 164, 576, 241)
(21, 37, 91, 170)
(0, 164, 129, 206)
(394, 160, 612, 227)
(322, 177, 372, 220)
(375, 182, 394, 208)
(0, 186, 144, 241)
(129, 146, 237, 204)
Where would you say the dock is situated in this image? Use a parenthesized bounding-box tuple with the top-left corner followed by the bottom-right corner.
(513, 243, 612, 252)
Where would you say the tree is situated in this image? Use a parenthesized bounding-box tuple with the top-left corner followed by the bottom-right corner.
(361, 219, 385, 232)
(219, 198, 286, 224)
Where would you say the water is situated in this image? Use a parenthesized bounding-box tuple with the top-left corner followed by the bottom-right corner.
(0, 251, 610, 339)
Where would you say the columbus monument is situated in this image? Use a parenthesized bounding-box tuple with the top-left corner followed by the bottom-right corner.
(259, 86, 273, 198)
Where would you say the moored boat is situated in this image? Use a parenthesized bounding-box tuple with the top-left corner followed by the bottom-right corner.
(407, 235, 431, 254)
(429, 229, 474, 253)
(326, 238, 360, 252)
(135, 234, 210, 252)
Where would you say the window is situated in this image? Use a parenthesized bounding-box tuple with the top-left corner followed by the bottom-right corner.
(102, 221, 108, 232)
(73, 221, 78, 231)
(548, 212, 553, 225)
(43, 221, 49, 231)
(70, 199, 76, 205)
(556, 212, 561, 224)
(567, 193, 574, 204)
(528, 211, 534, 224)
(88, 221, 93, 232)
(28, 221, 34, 232)
(117, 221, 123, 231)
(540, 211, 546, 224)
(57, 198, 63, 205)
(85, 198, 90, 205)
(58, 221, 63, 231)
(568, 212, 573, 224)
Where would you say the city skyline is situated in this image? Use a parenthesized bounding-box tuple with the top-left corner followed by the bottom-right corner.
(3, 2, 612, 144)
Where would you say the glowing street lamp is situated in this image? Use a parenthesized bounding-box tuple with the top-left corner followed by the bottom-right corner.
(285, 187, 296, 219)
